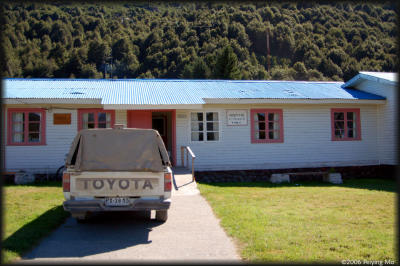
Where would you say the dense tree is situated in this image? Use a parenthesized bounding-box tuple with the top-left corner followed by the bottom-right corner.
(181, 57, 211, 79)
(87, 40, 110, 68)
(112, 37, 131, 61)
(214, 46, 241, 79)
(293, 62, 308, 80)
(0, 2, 397, 81)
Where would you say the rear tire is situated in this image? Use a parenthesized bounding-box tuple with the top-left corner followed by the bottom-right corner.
(155, 210, 168, 222)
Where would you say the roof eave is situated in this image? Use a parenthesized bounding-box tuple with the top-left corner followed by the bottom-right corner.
(203, 98, 386, 104)
(102, 104, 204, 110)
(4, 98, 102, 104)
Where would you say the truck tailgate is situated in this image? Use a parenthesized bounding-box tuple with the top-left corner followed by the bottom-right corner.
(70, 171, 164, 197)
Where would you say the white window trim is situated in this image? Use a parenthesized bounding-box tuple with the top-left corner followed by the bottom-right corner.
(188, 111, 221, 143)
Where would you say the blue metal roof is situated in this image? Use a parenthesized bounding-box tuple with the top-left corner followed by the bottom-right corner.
(2, 78, 385, 105)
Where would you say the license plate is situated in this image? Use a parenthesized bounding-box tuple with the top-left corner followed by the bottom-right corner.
(104, 197, 130, 206)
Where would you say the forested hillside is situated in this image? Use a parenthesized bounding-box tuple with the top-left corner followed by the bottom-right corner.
(1, 2, 398, 81)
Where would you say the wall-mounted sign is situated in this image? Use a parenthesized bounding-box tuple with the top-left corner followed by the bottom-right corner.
(226, 110, 247, 126)
(53, 113, 71, 125)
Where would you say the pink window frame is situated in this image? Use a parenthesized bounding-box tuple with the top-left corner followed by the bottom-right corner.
(250, 109, 284, 143)
(331, 108, 361, 141)
(77, 109, 116, 131)
(7, 108, 46, 146)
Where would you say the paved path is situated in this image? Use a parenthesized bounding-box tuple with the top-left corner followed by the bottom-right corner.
(18, 168, 241, 263)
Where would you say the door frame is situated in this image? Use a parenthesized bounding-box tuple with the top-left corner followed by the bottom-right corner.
(127, 109, 176, 166)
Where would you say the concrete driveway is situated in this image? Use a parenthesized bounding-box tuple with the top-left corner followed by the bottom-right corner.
(18, 169, 241, 263)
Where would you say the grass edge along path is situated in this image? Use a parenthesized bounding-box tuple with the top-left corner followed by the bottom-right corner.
(2, 181, 70, 264)
(197, 178, 396, 263)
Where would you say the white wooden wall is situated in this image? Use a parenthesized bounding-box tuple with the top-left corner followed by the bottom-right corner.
(355, 80, 397, 165)
(4, 101, 389, 172)
(176, 104, 380, 171)
(5, 108, 78, 173)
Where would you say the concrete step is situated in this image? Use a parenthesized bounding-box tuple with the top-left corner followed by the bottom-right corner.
(171, 167, 199, 196)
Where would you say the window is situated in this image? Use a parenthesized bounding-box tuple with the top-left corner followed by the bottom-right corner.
(191, 112, 219, 141)
(251, 109, 283, 143)
(7, 108, 46, 145)
(78, 109, 115, 131)
(331, 108, 361, 141)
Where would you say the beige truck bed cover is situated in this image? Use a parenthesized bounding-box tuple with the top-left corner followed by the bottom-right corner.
(66, 128, 170, 172)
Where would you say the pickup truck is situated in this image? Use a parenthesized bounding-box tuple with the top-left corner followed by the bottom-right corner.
(62, 127, 172, 222)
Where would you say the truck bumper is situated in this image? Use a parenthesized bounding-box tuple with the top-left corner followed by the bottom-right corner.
(63, 198, 171, 213)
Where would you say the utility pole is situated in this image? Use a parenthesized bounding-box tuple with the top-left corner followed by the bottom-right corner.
(110, 57, 113, 78)
(266, 27, 271, 72)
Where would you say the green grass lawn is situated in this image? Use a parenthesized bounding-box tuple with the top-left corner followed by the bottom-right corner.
(197, 179, 397, 263)
(2, 181, 70, 264)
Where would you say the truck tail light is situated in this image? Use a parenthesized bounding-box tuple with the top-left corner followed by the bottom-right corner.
(164, 172, 172, 192)
(63, 173, 70, 192)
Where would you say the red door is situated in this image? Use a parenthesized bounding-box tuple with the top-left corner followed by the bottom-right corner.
(127, 110, 176, 166)
(127, 110, 152, 129)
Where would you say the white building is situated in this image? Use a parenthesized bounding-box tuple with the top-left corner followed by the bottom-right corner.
(2, 71, 397, 174)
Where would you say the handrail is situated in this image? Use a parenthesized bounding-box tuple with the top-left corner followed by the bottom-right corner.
(186, 146, 196, 159)
(180, 146, 196, 181)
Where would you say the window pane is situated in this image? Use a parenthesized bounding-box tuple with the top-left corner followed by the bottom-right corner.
(98, 112, 106, 123)
(191, 132, 204, 141)
(274, 113, 280, 121)
(105, 113, 112, 128)
(347, 112, 354, 120)
(83, 113, 95, 129)
(267, 122, 279, 130)
(29, 112, 41, 121)
(347, 121, 355, 129)
(13, 133, 24, 143)
(82, 113, 94, 123)
(271, 131, 280, 140)
(335, 130, 344, 138)
(207, 132, 219, 141)
(254, 122, 259, 130)
(255, 113, 265, 121)
(207, 122, 219, 131)
(206, 112, 218, 121)
(29, 133, 40, 142)
(98, 123, 106, 128)
(348, 129, 355, 138)
(259, 122, 265, 130)
(191, 122, 203, 131)
(257, 131, 266, 139)
(191, 112, 203, 122)
(12, 112, 24, 123)
(335, 121, 344, 130)
(268, 113, 274, 121)
(82, 113, 88, 123)
(12, 122, 24, 133)
(268, 131, 273, 139)
(88, 113, 94, 122)
(29, 123, 40, 132)
(334, 112, 344, 120)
